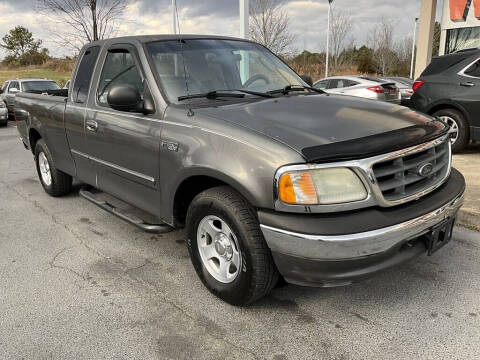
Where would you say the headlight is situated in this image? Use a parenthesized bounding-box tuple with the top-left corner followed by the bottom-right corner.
(278, 167, 368, 205)
(0, 102, 5, 108)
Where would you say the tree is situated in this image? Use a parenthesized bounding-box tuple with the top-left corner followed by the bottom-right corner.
(1, 26, 49, 66)
(356, 46, 376, 74)
(38, 0, 127, 53)
(249, 0, 295, 57)
(369, 18, 396, 76)
(1, 26, 42, 60)
(329, 10, 354, 75)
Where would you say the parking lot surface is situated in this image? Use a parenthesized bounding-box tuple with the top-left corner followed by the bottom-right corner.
(1, 122, 480, 360)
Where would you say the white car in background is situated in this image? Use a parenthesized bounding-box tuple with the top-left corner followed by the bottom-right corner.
(313, 76, 401, 104)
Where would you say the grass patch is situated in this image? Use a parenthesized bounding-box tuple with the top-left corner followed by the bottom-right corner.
(0, 64, 73, 88)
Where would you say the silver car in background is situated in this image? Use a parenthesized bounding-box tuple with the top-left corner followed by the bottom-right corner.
(382, 77, 414, 106)
(313, 76, 401, 104)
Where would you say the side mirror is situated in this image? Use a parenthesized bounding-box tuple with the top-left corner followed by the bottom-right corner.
(107, 84, 141, 112)
(0, 89, 3, 94)
(300, 75, 313, 87)
(10, 88, 19, 94)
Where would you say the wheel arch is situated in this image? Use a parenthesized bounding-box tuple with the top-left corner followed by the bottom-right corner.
(427, 101, 470, 126)
(28, 128, 42, 155)
(171, 169, 259, 228)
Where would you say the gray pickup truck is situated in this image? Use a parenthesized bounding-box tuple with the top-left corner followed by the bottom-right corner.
(15, 35, 465, 305)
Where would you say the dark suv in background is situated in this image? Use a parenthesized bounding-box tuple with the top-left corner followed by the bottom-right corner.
(411, 48, 480, 152)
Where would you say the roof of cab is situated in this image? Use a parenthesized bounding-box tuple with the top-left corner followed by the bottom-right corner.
(87, 34, 254, 46)
(5, 78, 57, 82)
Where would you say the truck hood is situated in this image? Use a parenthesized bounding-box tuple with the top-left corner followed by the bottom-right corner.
(196, 94, 448, 162)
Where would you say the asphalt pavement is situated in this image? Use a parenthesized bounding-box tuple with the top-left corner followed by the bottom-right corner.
(1, 122, 480, 360)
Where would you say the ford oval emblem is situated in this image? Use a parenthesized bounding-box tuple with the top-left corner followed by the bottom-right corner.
(418, 163, 434, 177)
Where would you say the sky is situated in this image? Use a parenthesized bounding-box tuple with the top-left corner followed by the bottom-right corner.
(0, 0, 445, 59)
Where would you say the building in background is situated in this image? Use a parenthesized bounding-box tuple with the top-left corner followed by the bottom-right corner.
(440, 0, 480, 54)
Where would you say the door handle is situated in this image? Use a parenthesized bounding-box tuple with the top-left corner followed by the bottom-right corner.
(460, 82, 475, 87)
(86, 120, 98, 132)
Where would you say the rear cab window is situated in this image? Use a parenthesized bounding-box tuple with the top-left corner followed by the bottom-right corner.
(72, 46, 101, 103)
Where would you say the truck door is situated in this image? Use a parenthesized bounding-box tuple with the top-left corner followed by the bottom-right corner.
(84, 44, 162, 217)
(64, 45, 101, 186)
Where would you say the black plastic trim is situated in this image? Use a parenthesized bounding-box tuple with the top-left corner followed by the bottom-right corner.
(302, 120, 448, 163)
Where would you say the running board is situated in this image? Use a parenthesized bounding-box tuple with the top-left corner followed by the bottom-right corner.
(79, 186, 173, 234)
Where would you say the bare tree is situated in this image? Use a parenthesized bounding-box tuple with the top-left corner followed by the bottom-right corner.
(249, 0, 295, 57)
(369, 18, 396, 76)
(329, 10, 354, 74)
(38, 0, 127, 54)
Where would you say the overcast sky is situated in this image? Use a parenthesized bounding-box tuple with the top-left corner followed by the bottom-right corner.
(0, 0, 445, 59)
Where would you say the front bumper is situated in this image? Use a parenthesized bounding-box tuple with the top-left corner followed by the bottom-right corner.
(260, 169, 465, 286)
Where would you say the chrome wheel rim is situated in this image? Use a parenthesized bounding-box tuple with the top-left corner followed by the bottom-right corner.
(439, 116, 459, 145)
(38, 152, 52, 186)
(197, 215, 242, 283)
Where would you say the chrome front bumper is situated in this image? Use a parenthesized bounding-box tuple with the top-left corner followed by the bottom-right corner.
(260, 191, 464, 261)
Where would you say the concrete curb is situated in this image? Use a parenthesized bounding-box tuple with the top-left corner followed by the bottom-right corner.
(458, 208, 480, 231)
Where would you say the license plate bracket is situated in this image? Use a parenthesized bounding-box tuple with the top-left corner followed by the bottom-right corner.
(425, 218, 455, 256)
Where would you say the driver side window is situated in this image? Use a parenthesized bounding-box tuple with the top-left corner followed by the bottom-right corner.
(98, 50, 143, 105)
(8, 81, 19, 93)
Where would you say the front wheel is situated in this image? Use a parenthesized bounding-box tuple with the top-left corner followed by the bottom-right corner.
(186, 186, 279, 306)
(35, 139, 73, 197)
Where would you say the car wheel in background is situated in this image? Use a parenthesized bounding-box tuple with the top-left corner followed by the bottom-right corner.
(433, 108, 469, 153)
(34, 139, 73, 197)
(186, 186, 279, 306)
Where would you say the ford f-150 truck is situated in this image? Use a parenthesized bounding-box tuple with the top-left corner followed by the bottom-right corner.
(15, 35, 465, 306)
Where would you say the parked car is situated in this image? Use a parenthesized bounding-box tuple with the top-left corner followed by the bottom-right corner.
(383, 77, 414, 106)
(313, 76, 401, 104)
(14, 35, 465, 305)
(0, 101, 7, 126)
(410, 48, 480, 152)
(0, 79, 61, 118)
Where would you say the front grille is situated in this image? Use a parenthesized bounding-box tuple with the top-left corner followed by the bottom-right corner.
(372, 138, 450, 202)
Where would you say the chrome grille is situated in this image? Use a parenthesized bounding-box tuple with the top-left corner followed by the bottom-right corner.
(372, 138, 450, 202)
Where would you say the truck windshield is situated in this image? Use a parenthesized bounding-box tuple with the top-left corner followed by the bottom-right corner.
(146, 39, 304, 103)
(22, 81, 60, 92)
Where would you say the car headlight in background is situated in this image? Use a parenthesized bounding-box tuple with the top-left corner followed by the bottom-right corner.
(278, 167, 368, 205)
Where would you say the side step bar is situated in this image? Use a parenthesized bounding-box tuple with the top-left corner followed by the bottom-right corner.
(79, 186, 173, 234)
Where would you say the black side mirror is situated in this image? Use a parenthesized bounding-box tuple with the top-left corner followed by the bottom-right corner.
(0, 89, 3, 94)
(107, 84, 141, 112)
(300, 75, 313, 87)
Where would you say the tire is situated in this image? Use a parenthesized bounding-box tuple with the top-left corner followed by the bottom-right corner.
(186, 186, 279, 306)
(433, 108, 469, 153)
(35, 139, 73, 197)
(0, 121, 6, 127)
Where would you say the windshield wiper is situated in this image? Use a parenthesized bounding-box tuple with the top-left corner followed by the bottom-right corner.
(268, 85, 325, 95)
(178, 91, 245, 102)
(231, 89, 274, 98)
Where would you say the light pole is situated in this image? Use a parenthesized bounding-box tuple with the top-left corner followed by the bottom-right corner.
(410, 17, 419, 79)
(325, 0, 333, 78)
(172, 0, 177, 34)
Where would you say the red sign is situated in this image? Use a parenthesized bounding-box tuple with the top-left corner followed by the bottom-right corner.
(450, 0, 480, 21)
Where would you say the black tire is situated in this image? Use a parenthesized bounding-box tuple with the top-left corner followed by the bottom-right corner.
(433, 108, 469, 153)
(186, 186, 279, 306)
(0, 121, 7, 127)
(35, 139, 73, 197)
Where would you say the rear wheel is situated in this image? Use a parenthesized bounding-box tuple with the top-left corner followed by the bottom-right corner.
(186, 186, 279, 306)
(433, 108, 469, 153)
(35, 139, 73, 197)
